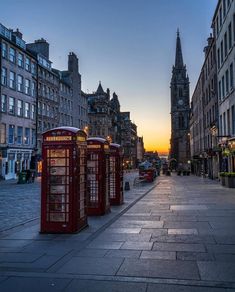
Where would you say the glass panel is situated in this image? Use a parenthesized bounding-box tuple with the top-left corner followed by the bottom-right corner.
(46, 147, 70, 223)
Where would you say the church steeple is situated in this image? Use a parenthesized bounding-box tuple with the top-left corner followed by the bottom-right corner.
(170, 30, 190, 167)
(175, 29, 184, 69)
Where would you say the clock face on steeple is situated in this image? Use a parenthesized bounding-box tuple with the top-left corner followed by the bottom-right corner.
(178, 99, 184, 106)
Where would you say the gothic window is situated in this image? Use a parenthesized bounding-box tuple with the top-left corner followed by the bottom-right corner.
(178, 87, 183, 97)
(178, 115, 184, 129)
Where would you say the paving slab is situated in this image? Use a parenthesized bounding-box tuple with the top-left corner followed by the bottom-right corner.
(177, 251, 215, 261)
(170, 205, 208, 211)
(74, 249, 108, 257)
(0, 252, 43, 263)
(121, 241, 153, 250)
(86, 241, 124, 250)
(105, 249, 141, 258)
(198, 261, 235, 282)
(66, 279, 147, 292)
(147, 283, 233, 292)
(152, 242, 206, 252)
(168, 229, 198, 235)
(110, 220, 164, 228)
(94, 233, 151, 242)
(206, 244, 235, 254)
(140, 250, 176, 260)
(103, 228, 141, 234)
(57, 256, 123, 275)
(117, 258, 200, 280)
(151, 234, 215, 244)
(0, 276, 71, 292)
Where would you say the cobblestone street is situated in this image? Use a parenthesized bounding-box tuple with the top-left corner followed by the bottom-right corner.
(1, 174, 235, 291)
(0, 179, 41, 232)
(0, 172, 138, 232)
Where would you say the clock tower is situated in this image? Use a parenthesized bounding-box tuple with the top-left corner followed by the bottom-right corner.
(170, 30, 190, 167)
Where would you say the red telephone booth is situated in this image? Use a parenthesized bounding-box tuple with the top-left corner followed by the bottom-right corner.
(41, 127, 87, 233)
(109, 143, 124, 205)
(86, 137, 110, 215)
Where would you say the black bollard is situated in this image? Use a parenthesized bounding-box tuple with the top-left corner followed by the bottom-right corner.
(124, 181, 130, 191)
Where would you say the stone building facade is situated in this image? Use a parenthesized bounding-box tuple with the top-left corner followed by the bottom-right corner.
(27, 39, 60, 156)
(0, 24, 37, 179)
(87, 82, 113, 139)
(212, 0, 235, 172)
(87, 82, 138, 168)
(170, 31, 190, 169)
(190, 35, 218, 178)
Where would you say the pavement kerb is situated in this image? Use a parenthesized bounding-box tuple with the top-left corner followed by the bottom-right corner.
(1, 269, 235, 290)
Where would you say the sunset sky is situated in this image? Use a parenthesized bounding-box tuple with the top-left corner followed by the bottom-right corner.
(1, 0, 218, 153)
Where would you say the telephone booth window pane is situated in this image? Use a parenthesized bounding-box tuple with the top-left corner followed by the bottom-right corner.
(46, 148, 70, 223)
(110, 157, 116, 198)
(78, 144, 86, 218)
(87, 153, 99, 205)
(105, 157, 109, 205)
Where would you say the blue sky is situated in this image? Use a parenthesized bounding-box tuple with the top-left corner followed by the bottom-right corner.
(1, 0, 218, 152)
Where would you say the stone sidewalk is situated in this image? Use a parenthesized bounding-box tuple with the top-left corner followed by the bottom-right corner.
(1, 174, 235, 291)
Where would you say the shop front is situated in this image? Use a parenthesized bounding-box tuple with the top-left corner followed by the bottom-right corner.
(0, 148, 33, 180)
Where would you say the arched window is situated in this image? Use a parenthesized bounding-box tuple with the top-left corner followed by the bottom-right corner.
(178, 87, 183, 97)
(178, 115, 184, 128)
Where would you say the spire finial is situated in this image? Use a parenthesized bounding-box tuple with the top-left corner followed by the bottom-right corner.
(177, 28, 180, 37)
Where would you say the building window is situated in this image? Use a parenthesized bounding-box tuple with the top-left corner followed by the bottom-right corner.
(219, 7, 222, 27)
(32, 81, 36, 97)
(223, 112, 226, 135)
(216, 17, 219, 37)
(224, 32, 228, 57)
(25, 57, 31, 71)
(223, 0, 226, 18)
(222, 75, 225, 97)
(9, 71, 16, 89)
(178, 115, 184, 129)
(0, 123, 6, 144)
(221, 40, 224, 64)
(9, 47, 16, 63)
(24, 128, 30, 145)
(217, 48, 220, 68)
(31, 62, 36, 75)
(25, 79, 30, 95)
(227, 109, 230, 135)
(8, 125, 15, 144)
(9, 97, 15, 115)
(24, 102, 30, 118)
(32, 129, 36, 146)
(228, 22, 232, 49)
(18, 53, 24, 67)
(17, 100, 23, 116)
(17, 75, 23, 92)
(232, 105, 235, 134)
(31, 104, 36, 120)
(225, 69, 229, 94)
(1, 67, 7, 85)
(1, 42, 7, 58)
(234, 14, 235, 43)
(219, 80, 222, 100)
(220, 115, 223, 136)
(17, 126, 23, 144)
(1, 94, 7, 112)
(230, 62, 234, 89)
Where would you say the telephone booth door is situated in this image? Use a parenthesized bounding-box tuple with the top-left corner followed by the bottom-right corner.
(87, 138, 110, 215)
(110, 143, 124, 205)
(41, 127, 87, 233)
